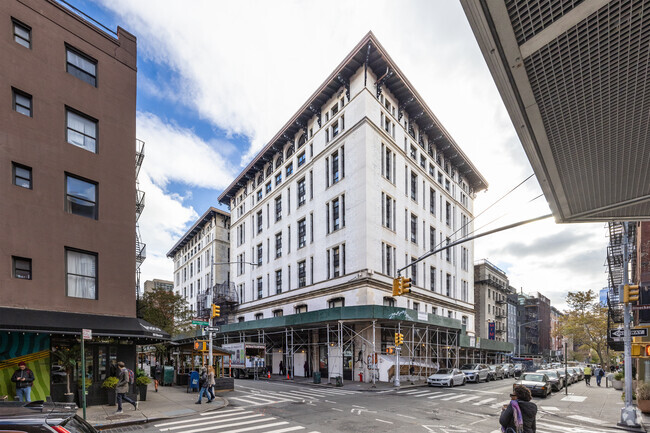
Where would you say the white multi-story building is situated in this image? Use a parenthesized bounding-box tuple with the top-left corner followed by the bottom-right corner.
(215, 33, 511, 382)
(167, 207, 230, 315)
(474, 260, 510, 343)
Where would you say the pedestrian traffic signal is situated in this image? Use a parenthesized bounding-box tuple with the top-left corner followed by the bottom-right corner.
(194, 340, 207, 351)
(624, 284, 640, 303)
(632, 344, 641, 357)
(645, 345, 650, 357)
(211, 304, 221, 318)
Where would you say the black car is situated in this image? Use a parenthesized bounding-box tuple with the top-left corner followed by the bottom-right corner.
(0, 400, 97, 433)
(514, 373, 552, 398)
(537, 369, 563, 391)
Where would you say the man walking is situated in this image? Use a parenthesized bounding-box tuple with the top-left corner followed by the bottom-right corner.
(116, 361, 137, 414)
(11, 362, 34, 402)
(595, 365, 605, 386)
(583, 365, 592, 386)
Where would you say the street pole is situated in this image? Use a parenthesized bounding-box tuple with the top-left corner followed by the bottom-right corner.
(619, 221, 639, 428)
(564, 341, 568, 396)
(372, 320, 376, 388)
(394, 322, 401, 387)
(208, 291, 213, 368)
(80, 332, 86, 419)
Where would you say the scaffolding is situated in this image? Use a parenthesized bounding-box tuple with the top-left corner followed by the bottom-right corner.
(607, 222, 637, 351)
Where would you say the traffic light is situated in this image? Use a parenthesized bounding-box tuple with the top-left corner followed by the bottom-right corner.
(395, 332, 400, 346)
(392, 278, 401, 296)
(401, 278, 412, 295)
(624, 284, 640, 303)
(395, 333, 404, 346)
(211, 304, 221, 318)
(632, 344, 641, 357)
(645, 345, 650, 357)
(194, 341, 207, 351)
(398, 333, 404, 346)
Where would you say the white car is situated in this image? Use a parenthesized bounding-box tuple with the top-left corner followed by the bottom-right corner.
(427, 368, 466, 387)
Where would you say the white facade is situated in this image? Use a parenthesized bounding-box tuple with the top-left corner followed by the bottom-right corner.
(222, 36, 486, 337)
(474, 260, 510, 342)
(167, 207, 230, 314)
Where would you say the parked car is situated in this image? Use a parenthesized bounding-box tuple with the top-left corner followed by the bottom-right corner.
(488, 365, 505, 380)
(459, 363, 490, 383)
(427, 368, 466, 387)
(513, 363, 524, 379)
(555, 368, 570, 386)
(537, 369, 563, 391)
(514, 373, 552, 398)
(566, 368, 579, 384)
(572, 367, 584, 381)
(501, 363, 515, 378)
(0, 400, 96, 433)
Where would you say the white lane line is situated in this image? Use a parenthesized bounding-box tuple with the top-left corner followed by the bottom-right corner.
(286, 391, 325, 399)
(324, 400, 336, 404)
(406, 390, 434, 397)
(457, 396, 479, 403)
(375, 419, 394, 424)
(396, 389, 422, 394)
(161, 414, 267, 432)
(156, 410, 250, 427)
(260, 427, 305, 433)
(490, 400, 511, 409)
(198, 408, 246, 417)
(230, 396, 282, 406)
(217, 421, 290, 433)
(375, 390, 393, 394)
(451, 388, 500, 394)
(270, 392, 308, 401)
(351, 405, 365, 408)
(540, 406, 559, 411)
(538, 421, 615, 433)
(331, 407, 343, 411)
(473, 397, 496, 405)
(561, 395, 587, 402)
(427, 393, 448, 399)
(567, 414, 607, 425)
(441, 393, 467, 401)
(395, 413, 417, 419)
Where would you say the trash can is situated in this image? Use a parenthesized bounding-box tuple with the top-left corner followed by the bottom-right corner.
(313, 371, 321, 384)
(163, 366, 174, 386)
(335, 376, 343, 387)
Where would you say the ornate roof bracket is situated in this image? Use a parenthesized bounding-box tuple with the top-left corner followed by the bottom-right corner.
(398, 96, 414, 121)
(282, 133, 293, 143)
(413, 110, 425, 121)
(364, 42, 371, 86)
(308, 105, 322, 128)
(375, 67, 393, 98)
(337, 74, 351, 102)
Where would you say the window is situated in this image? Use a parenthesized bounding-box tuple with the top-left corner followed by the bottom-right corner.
(66, 249, 97, 299)
(410, 214, 417, 243)
(255, 313, 263, 320)
(446, 273, 451, 297)
(429, 163, 435, 177)
(298, 219, 306, 248)
(275, 233, 282, 258)
(430, 266, 436, 291)
(298, 260, 306, 287)
(257, 189, 262, 201)
(410, 145, 417, 160)
(384, 193, 392, 229)
(411, 256, 417, 286)
(12, 88, 32, 117)
(66, 174, 97, 219)
(429, 226, 435, 251)
(286, 163, 293, 176)
(329, 297, 344, 308)
(266, 182, 272, 194)
(446, 238, 451, 262)
(12, 163, 32, 189)
(257, 277, 263, 299)
(332, 119, 339, 138)
(462, 316, 468, 326)
(410, 172, 417, 201)
(430, 188, 436, 215)
(273, 309, 283, 317)
(448, 311, 453, 319)
(238, 317, 245, 323)
(420, 155, 426, 169)
(298, 152, 306, 167)
(275, 269, 282, 294)
(461, 247, 468, 271)
(298, 178, 306, 207)
(331, 150, 340, 183)
(445, 178, 450, 192)
(333, 246, 340, 277)
(275, 173, 282, 186)
(383, 297, 395, 307)
(66, 110, 97, 153)
(66, 46, 97, 86)
(332, 197, 340, 231)
(257, 210, 263, 233)
(413, 302, 419, 312)
(275, 197, 282, 221)
(13, 256, 31, 280)
(286, 144, 295, 158)
(12, 19, 31, 48)
(384, 244, 393, 277)
(257, 244, 263, 266)
(384, 147, 392, 181)
(437, 171, 443, 184)
(295, 305, 308, 314)
(446, 201, 451, 226)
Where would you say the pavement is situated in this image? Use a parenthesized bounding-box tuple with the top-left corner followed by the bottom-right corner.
(77, 384, 227, 429)
(264, 372, 427, 391)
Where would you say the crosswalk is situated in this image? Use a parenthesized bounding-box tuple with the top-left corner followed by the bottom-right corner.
(228, 386, 360, 407)
(395, 389, 510, 409)
(489, 414, 623, 433)
(154, 408, 319, 433)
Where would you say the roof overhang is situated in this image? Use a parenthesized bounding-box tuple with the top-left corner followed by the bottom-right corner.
(218, 31, 488, 205)
(461, 0, 650, 222)
(166, 206, 230, 258)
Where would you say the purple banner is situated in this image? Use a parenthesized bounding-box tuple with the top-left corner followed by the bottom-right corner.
(488, 322, 496, 340)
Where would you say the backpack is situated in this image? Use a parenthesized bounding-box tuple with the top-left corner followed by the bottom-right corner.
(127, 368, 135, 384)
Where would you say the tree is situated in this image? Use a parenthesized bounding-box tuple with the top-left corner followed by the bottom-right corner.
(555, 289, 609, 367)
(139, 287, 193, 336)
(52, 344, 80, 395)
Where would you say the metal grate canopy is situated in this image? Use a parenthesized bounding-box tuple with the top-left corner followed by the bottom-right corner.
(462, 0, 650, 222)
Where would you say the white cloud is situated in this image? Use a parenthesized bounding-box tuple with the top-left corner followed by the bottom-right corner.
(96, 0, 608, 307)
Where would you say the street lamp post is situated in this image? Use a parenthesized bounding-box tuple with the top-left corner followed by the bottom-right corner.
(517, 320, 542, 358)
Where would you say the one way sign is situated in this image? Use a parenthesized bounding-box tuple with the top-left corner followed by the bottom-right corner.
(609, 328, 648, 338)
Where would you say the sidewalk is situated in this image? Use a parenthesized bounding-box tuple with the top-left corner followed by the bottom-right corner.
(77, 385, 227, 429)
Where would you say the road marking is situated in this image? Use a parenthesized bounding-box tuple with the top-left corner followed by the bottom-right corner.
(217, 422, 292, 433)
(395, 413, 417, 419)
(156, 409, 250, 427)
(331, 407, 343, 411)
(351, 405, 365, 408)
(375, 390, 393, 394)
(230, 396, 287, 406)
(540, 406, 559, 411)
(561, 395, 587, 402)
(567, 414, 607, 425)
(166, 415, 273, 433)
(450, 388, 500, 394)
(457, 395, 479, 403)
(441, 393, 467, 401)
(537, 420, 616, 432)
(427, 393, 448, 399)
(324, 399, 336, 403)
(490, 400, 511, 409)
(262, 427, 305, 433)
(404, 390, 432, 397)
(375, 419, 394, 424)
(198, 408, 245, 417)
(473, 397, 496, 405)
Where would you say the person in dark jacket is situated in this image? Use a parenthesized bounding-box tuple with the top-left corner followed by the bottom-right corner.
(195, 367, 212, 404)
(11, 362, 35, 402)
(500, 385, 537, 433)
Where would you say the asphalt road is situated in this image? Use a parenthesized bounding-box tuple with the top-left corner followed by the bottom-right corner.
(123, 377, 623, 433)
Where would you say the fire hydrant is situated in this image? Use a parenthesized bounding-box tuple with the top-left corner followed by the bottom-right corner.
(359, 372, 363, 382)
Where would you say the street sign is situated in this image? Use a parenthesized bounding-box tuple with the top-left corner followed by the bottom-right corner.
(610, 328, 648, 338)
(206, 327, 220, 332)
(192, 320, 209, 326)
(632, 305, 650, 311)
(82, 329, 92, 340)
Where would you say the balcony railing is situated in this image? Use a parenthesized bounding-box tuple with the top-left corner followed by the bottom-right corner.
(136, 189, 145, 220)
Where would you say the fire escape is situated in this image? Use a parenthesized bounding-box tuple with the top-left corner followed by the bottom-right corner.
(135, 139, 146, 297)
(606, 222, 636, 351)
(197, 281, 239, 326)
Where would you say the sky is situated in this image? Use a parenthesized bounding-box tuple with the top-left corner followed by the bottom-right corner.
(64, 0, 608, 310)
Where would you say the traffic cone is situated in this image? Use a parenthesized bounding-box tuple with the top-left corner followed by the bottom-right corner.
(267, 372, 270, 379)
(287, 372, 290, 380)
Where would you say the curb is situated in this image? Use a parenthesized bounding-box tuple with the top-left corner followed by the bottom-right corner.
(93, 397, 228, 430)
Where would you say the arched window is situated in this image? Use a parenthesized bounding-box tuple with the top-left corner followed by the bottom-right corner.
(286, 144, 295, 158)
(257, 174, 264, 185)
(383, 297, 395, 307)
(328, 297, 345, 308)
(298, 134, 307, 148)
(266, 164, 273, 176)
(275, 155, 283, 169)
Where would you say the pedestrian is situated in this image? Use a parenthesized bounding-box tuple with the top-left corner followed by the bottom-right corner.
(279, 360, 284, 376)
(596, 365, 605, 387)
(583, 365, 592, 386)
(11, 361, 34, 402)
(304, 360, 310, 378)
(207, 366, 216, 400)
(115, 361, 137, 414)
(153, 363, 161, 392)
(499, 385, 537, 433)
(195, 367, 212, 404)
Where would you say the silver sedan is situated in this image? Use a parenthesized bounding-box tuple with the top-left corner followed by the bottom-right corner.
(427, 368, 467, 387)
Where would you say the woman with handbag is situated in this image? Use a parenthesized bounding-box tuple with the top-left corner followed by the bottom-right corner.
(499, 385, 537, 433)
